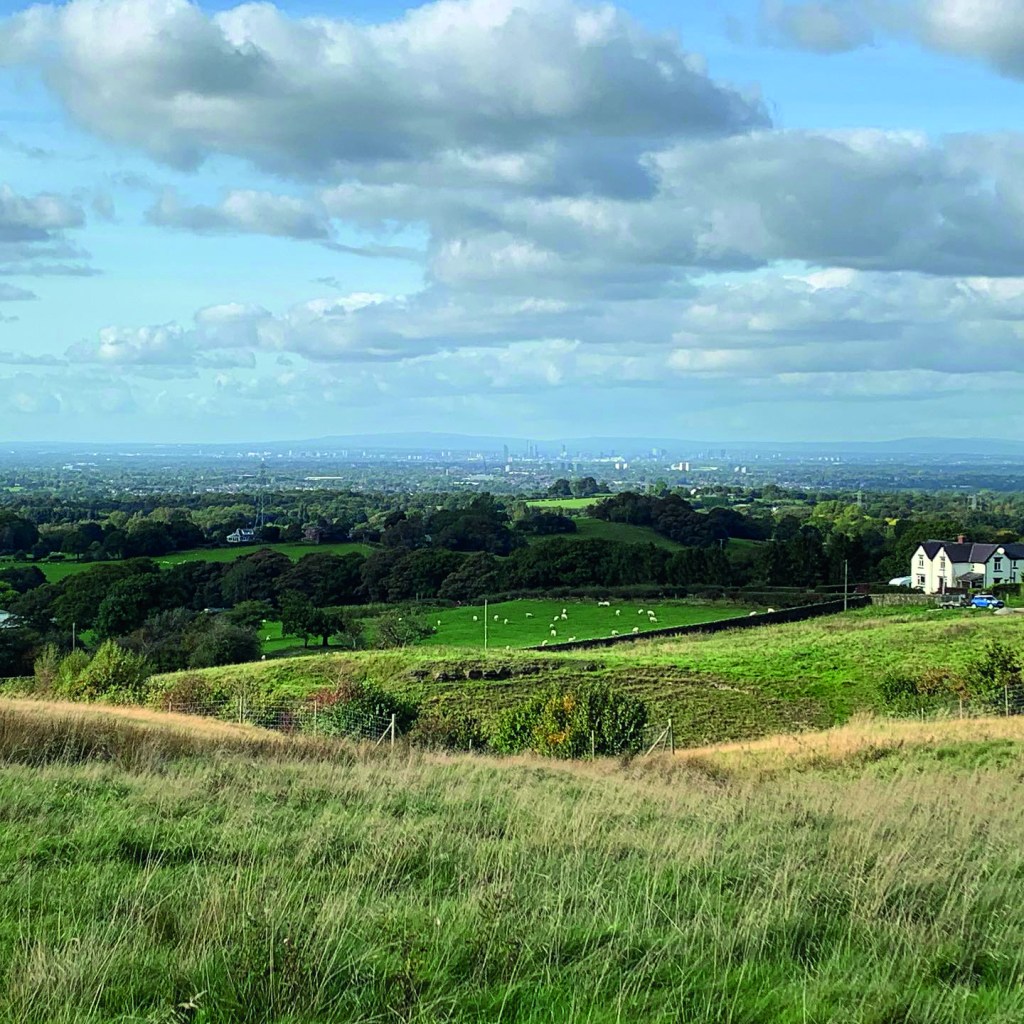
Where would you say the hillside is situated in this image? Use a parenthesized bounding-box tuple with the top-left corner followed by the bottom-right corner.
(151, 606, 1024, 746)
(4, 701, 1024, 1023)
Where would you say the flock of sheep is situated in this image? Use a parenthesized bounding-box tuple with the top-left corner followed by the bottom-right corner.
(453, 601, 665, 646)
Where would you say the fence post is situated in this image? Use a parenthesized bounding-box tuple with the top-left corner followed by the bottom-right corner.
(669, 718, 675, 756)
(390, 713, 396, 749)
(591, 730, 596, 759)
(959, 697, 964, 719)
(1006, 685, 1011, 718)
(237, 695, 243, 725)
(313, 700, 318, 736)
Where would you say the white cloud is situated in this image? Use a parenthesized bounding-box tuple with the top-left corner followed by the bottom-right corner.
(0, 0, 768, 180)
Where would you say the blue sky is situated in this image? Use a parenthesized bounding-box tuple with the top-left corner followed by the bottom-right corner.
(1, 0, 1023, 443)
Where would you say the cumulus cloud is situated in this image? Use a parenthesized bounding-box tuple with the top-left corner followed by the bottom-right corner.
(760, 0, 873, 52)
(760, 0, 1024, 78)
(147, 188, 332, 240)
(0, 0, 768, 181)
(0, 184, 92, 276)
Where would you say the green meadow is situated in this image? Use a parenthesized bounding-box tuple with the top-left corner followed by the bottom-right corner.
(4, 702, 1024, 1023)
(153, 606, 1024, 747)
(0, 541, 374, 583)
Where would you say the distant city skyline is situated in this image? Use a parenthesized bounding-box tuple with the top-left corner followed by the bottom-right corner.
(1, 0, 1024, 443)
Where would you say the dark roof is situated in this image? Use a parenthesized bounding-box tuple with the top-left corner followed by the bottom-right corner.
(921, 539, 1024, 563)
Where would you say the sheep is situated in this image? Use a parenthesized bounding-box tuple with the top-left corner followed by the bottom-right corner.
(503, 618, 509, 625)
(749, 611, 757, 617)
(562, 608, 567, 614)
(550, 629, 557, 637)
(472, 615, 478, 622)
(261, 654, 266, 661)
(615, 609, 621, 616)
(638, 608, 644, 614)
(494, 614, 499, 621)
(567, 636, 576, 642)
(436, 619, 442, 626)
(611, 630, 618, 636)
(649, 617, 657, 624)
(597, 600, 610, 607)
(767, 607, 775, 613)
(541, 640, 548, 646)
(632, 626, 639, 634)
(525, 612, 534, 618)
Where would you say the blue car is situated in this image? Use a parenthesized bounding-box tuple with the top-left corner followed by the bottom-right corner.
(971, 594, 1005, 609)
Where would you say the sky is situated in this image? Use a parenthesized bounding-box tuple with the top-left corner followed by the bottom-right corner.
(1, 0, 1024, 444)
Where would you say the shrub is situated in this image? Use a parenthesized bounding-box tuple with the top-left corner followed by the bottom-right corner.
(407, 712, 487, 751)
(32, 644, 62, 693)
(491, 684, 648, 758)
(305, 681, 418, 740)
(964, 640, 1024, 711)
(374, 612, 432, 649)
(69, 642, 150, 704)
(52, 649, 93, 700)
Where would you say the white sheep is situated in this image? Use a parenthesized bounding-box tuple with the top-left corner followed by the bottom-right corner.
(632, 626, 639, 634)
(525, 612, 534, 618)
(767, 607, 775, 613)
(494, 614, 499, 621)
(541, 640, 548, 646)
(638, 608, 645, 614)
(597, 600, 610, 607)
(503, 618, 509, 625)
(749, 611, 757, 617)
(567, 636, 576, 642)
(473, 615, 478, 622)
(649, 617, 657, 624)
(560, 612, 568, 620)
(562, 608, 567, 614)
(615, 609, 621, 616)
(611, 630, 618, 636)
(550, 629, 557, 637)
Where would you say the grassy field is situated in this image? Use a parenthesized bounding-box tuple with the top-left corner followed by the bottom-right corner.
(524, 495, 610, 510)
(146, 605, 1024, 747)
(0, 541, 374, 582)
(258, 598, 749, 657)
(5, 701, 1024, 1022)
(524, 517, 762, 556)
(419, 598, 747, 649)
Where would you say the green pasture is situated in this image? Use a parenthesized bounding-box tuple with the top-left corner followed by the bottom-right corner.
(0, 541, 374, 583)
(524, 495, 610, 510)
(153, 605, 1024, 746)
(419, 597, 748, 649)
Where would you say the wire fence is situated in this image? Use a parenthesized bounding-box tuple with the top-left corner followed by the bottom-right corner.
(157, 698, 400, 746)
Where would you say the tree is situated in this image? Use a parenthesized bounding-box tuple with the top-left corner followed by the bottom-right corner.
(188, 621, 261, 668)
(221, 549, 292, 606)
(95, 575, 165, 639)
(280, 591, 319, 648)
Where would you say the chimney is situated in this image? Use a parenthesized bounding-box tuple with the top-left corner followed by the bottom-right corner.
(957, 534, 966, 544)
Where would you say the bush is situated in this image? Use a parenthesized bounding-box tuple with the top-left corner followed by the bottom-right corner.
(305, 680, 418, 740)
(964, 640, 1024, 711)
(491, 684, 648, 758)
(75, 641, 150, 703)
(374, 612, 432, 649)
(52, 649, 92, 700)
(408, 712, 487, 752)
(32, 644, 62, 693)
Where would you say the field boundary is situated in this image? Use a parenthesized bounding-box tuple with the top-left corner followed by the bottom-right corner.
(526, 596, 871, 651)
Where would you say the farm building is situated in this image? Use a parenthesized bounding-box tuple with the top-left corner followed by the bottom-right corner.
(912, 537, 1024, 593)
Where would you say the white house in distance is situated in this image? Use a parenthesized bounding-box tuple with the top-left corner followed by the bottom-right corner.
(912, 537, 1024, 593)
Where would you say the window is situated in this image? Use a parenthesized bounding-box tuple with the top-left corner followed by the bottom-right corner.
(917, 575, 926, 586)
(940, 557, 946, 568)
(918, 555, 925, 567)
(995, 558, 1003, 570)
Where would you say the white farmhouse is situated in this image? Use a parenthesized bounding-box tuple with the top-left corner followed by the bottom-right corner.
(912, 537, 1024, 593)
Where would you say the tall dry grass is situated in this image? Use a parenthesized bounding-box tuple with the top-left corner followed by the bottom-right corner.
(2, 704, 1024, 1022)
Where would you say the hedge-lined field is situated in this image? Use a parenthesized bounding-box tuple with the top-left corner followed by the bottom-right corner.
(136, 606, 1024, 747)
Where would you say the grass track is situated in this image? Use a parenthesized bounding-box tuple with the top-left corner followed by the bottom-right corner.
(5, 702, 1024, 1022)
